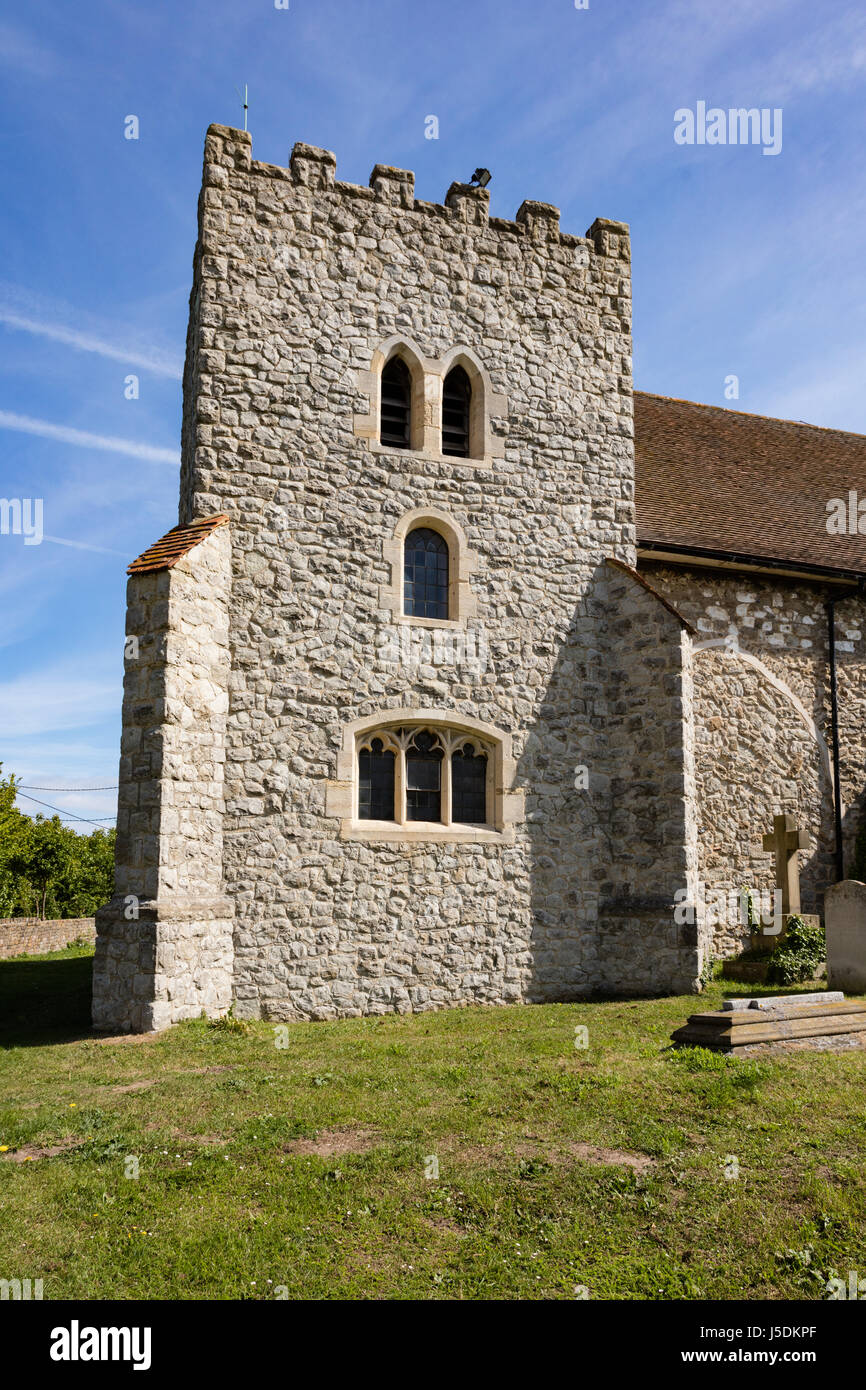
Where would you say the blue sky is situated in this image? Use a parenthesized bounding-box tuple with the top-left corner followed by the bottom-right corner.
(1, 0, 864, 831)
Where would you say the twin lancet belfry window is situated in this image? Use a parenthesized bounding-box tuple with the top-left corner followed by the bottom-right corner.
(379, 357, 471, 458)
(359, 727, 490, 826)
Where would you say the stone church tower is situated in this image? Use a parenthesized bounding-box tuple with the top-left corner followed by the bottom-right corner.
(93, 123, 702, 1032)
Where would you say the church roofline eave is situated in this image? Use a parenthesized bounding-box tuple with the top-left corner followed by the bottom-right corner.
(636, 539, 866, 588)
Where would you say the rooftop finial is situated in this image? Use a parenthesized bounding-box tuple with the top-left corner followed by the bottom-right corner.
(234, 83, 249, 133)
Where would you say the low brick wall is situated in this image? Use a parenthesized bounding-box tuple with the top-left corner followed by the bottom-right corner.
(0, 917, 96, 958)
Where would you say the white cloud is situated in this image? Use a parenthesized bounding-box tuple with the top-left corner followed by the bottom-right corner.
(0, 411, 180, 465)
(0, 309, 183, 379)
(42, 535, 129, 557)
(0, 662, 118, 738)
(759, 350, 866, 433)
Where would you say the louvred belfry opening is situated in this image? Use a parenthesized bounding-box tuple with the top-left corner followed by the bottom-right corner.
(380, 357, 412, 448)
(442, 365, 471, 457)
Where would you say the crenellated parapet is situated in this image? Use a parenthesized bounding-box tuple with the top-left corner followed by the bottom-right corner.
(197, 123, 629, 255)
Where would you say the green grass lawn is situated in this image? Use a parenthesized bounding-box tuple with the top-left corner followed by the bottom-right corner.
(1, 944, 864, 1301)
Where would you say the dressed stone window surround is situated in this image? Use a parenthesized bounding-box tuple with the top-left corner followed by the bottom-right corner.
(353, 336, 507, 467)
(325, 710, 524, 844)
(380, 506, 478, 628)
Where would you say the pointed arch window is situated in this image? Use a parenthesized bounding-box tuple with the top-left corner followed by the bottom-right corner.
(404, 527, 449, 620)
(380, 357, 412, 448)
(442, 365, 471, 457)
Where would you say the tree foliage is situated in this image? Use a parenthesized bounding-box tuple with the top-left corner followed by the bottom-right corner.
(0, 765, 115, 919)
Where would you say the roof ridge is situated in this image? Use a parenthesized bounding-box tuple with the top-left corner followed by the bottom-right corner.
(635, 391, 866, 442)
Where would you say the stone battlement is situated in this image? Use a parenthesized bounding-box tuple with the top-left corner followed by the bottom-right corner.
(202, 123, 629, 258)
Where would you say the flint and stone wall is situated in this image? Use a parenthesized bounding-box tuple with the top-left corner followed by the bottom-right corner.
(93, 525, 234, 1031)
(641, 564, 866, 956)
(596, 563, 702, 991)
(155, 122, 700, 1023)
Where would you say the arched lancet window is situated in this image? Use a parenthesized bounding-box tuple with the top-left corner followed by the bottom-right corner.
(380, 357, 412, 449)
(451, 742, 488, 824)
(358, 737, 396, 821)
(442, 365, 471, 457)
(404, 527, 449, 620)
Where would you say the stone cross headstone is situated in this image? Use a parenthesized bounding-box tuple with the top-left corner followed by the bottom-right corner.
(762, 812, 809, 916)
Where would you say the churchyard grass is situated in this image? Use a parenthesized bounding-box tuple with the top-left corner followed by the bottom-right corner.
(1, 945, 864, 1300)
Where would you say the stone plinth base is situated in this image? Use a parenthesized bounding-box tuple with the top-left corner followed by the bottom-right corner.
(671, 996, 866, 1052)
(92, 896, 234, 1033)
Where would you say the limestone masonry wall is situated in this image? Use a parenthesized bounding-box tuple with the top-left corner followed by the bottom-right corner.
(597, 563, 701, 992)
(89, 122, 709, 1029)
(93, 524, 234, 1031)
(641, 563, 866, 957)
(167, 123, 697, 1021)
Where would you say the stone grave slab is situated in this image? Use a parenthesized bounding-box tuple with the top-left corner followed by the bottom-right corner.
(671, 995, 866, 1052)
(721, 991, 843, 1012)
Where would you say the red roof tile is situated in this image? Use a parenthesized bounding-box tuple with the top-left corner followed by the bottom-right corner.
(127, 515, 229, 575)
(635, 393, 866, 577)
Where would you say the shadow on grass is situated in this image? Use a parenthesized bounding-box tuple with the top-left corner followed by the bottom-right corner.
(0, 947, 94, 1047)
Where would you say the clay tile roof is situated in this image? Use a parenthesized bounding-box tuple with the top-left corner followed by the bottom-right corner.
(634, 392, 866, 577)
(127, 514, 229, 575)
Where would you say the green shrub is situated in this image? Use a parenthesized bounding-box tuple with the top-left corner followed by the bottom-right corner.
(206, 1007, 251, 1035)
(766, 915, 826, 986)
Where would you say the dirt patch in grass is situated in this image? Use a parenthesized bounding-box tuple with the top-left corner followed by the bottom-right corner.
(111, 1079, 158, 1094)
(93, 1031, 167, 1046)
(282, 1127, 378, 1157)
(179, 1065, 236, 1076)
(448, 1138, 656, 1175)
(3, 1136, 81, 1162)
(568, 1142, 655, 1175)
(141, 1123, 227, 1146)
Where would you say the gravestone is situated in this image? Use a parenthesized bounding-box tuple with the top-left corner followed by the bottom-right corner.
(762, 812, 810, 915)
(672, 994, 866, 1052)
(824, 880, 866, 994)
(721, 990, 843, 1012)
(739, 812, 819, 958)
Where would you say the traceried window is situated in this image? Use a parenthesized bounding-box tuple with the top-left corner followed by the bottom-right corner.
(406, 730, 443, 821)
(380, 356, 412, 448)
(358, 737, 396, 821)
(404, 527, 449, 620)
(356, 725, 491, 826)
(442, 365, 471, 457)
(451, 744, 487, 824)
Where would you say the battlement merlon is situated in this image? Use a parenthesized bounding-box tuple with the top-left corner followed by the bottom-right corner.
(200, 123, 630, 258)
